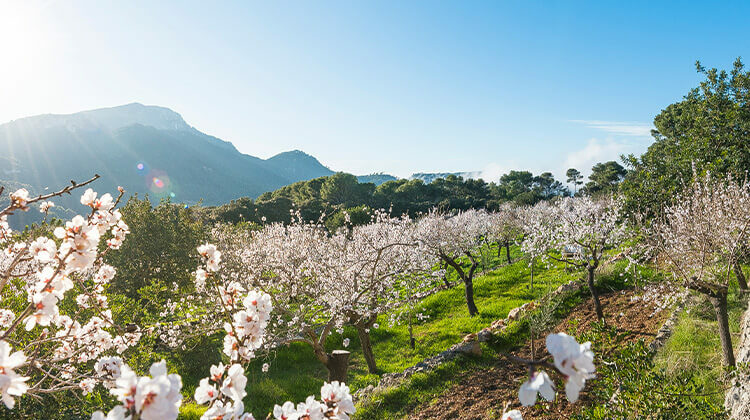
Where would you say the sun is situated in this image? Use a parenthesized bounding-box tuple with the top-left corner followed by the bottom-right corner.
(0, 1, 55, 119)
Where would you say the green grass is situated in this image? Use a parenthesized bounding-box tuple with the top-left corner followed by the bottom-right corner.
(354, 279, 590, 419)
(653, 286, 746, 405)
(177, 244, 584, 418)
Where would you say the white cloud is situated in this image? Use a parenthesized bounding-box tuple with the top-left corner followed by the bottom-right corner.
(563, 137, 651, 179)
(569, 120, 654, 137)
(464, 162, 516, 183)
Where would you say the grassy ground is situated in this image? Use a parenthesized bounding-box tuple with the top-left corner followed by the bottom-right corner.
(178, 245, 583, 419)
(353, 285, 588, 420)
(653, 281, 747, 405)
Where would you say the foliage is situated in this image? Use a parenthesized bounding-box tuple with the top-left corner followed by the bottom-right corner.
(621, 58, 750, 217)
(104, 196, 206, 298)
(575, 330, 726, 419)
(581, 161, 626, 197)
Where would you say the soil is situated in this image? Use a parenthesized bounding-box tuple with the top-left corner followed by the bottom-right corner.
(409, 289, 671, 420)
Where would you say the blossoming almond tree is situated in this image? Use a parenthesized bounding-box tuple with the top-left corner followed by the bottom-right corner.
(324, 210, 437, 373)
(522, 196, 626, 321)
(415, 209, 491, 316)
(488, 203, 524, 265)
(0, 178, 146, 409)
(652, 174, 750, 366)
(93, 241, 357, 420)
(179, 217, 354, 382)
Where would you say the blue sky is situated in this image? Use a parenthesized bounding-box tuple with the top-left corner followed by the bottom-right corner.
(1, 1, 748, 181)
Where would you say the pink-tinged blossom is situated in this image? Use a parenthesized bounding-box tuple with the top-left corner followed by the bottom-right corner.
(546, 333, 595, 402)
(272, 401, 297, 419)
(25, 292, 59, 330)
(28, 237, 56, 262)
(39, 201, 55, 213)
(0, 310, 15, 330)
(194, 378, 219, 405)
(0, 341, 29, 409)
(320, 381, 355, 420)
(9, 189, 30, 211)
(134, 360, 182, 420)
(502, 409, 523, 420)
(220, 364, 248, 402)
(90, 406, 127, 420)
(518, 370, 555, 406)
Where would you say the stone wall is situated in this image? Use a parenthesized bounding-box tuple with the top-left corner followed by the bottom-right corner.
(725, 300, 750, 419)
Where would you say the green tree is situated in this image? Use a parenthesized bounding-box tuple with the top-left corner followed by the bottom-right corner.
(583, 161, 627, 196)
(105, 196, 206, 299)
(320, 172, 371, 207)
(621, 58, 750, 216)
(566, 168, 583, 195)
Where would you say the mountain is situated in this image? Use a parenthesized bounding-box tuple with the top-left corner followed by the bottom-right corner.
(357, 173, 399, 185)
(0, 103, 333, 225)
(263, 150, 334, 183)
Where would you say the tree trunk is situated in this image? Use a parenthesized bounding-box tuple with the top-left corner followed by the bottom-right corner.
(356, 326, 378, 373)
(327, 350, 350, 383)
(587, 265, 604, 321)
(505, 241, 512, 264)
(709, 293, 736, 367)
(441, 252, 480, 316)
(441, 261, 452, 288)
(408, 311, 415, 349)
(464, 277, 479, 317)
(734, 262, 748, 293)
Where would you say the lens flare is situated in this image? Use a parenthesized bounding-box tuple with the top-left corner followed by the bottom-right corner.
(137, 163, 144, 170)
(146, 170, 172, 196)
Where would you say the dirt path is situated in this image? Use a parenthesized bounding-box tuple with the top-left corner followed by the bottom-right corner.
(409, 289, 670, 420)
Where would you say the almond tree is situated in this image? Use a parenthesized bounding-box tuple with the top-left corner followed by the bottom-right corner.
(522, 196, 626, 321)
(0, 179, 144, 408)
(489, 203, 524, 264)
(416, 209, 491, 316)
(326, 210, 436, 373)
(652, 174, 750, 366)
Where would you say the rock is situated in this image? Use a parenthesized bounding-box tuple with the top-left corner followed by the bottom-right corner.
(477, 328, 493, 342)
(508, 306, 523, 320)
(553, 280, 582, 296)
(490, 319, 505, 329)
(451, 340, 481, 356)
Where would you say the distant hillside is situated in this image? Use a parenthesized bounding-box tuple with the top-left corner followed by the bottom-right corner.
(357, 173, 399, 185)
(410, 172, 474, 184)
(0, 103, 333, 226)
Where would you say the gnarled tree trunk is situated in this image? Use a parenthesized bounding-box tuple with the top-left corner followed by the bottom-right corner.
(686, 279, 735, 367)
(710, 292, 736, 367)
(441, 251, 480, 316)
(356, 325, 377, 373)
(505, 241, 512, 264)
(734, 261, 748, 293)
(587, 264, 604, 321)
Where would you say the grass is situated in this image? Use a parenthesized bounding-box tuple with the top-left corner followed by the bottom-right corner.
(653, 284, 747, 405)
(354, 277, 590, 419)
(177, 244, 584, 419)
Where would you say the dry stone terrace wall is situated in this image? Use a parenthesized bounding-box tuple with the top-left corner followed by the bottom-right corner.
(353, 279, 584, 402)
(725, 299, 750, 420)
